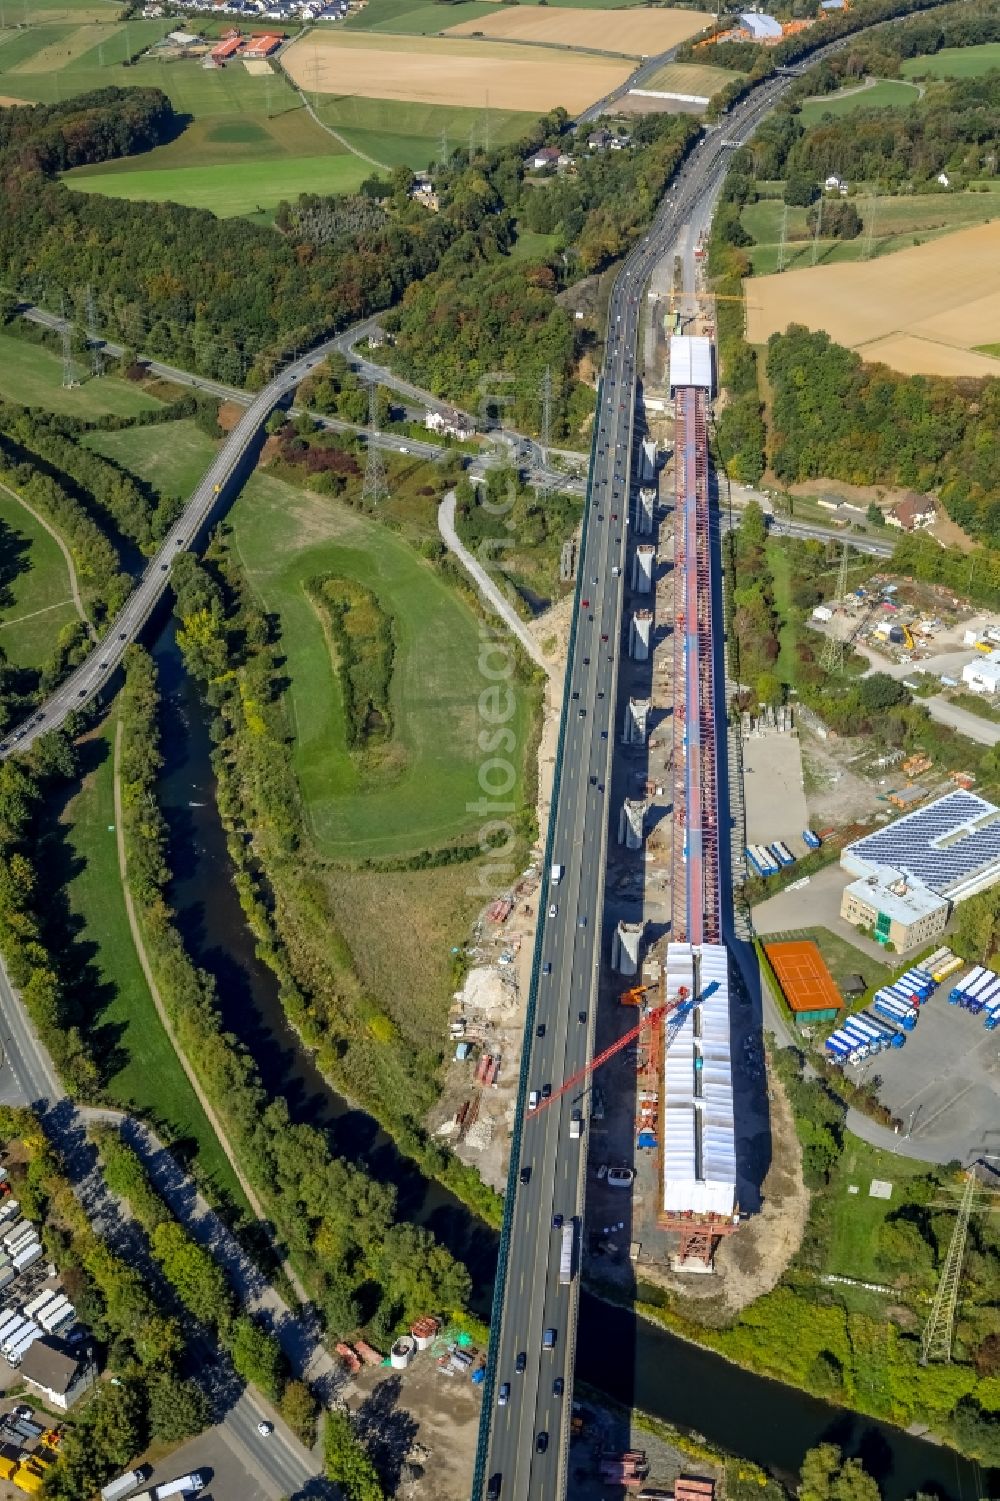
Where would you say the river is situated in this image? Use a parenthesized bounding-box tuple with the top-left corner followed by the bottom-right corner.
(148, 619, 989, 1501)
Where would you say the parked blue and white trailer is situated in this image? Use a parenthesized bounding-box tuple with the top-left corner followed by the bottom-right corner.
(873, 996, 917, 1030)
(746, 846, 773, 878)
(985, 1001, 1000, 1031)
(950, 966, 987, 1002)
(827, 1031, 865, 1063)
(825, 1035, 851, 1060)
(862, 1012, 905, 1047)
(899, 967, 933, 999)
(970, 977, 1000, 1014)
(884, 985, 919, 1011)
(843, 1018, 883, 1053)
(891, 975, 924, 1002)
(803, 829, 821, 850)
(770, 842, 795, 868)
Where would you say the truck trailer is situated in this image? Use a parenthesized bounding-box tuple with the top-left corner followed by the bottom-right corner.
(559, 1222, 575, 1286)
(152, 1473, 207, 1498)
(101, 1467, 151, 1501)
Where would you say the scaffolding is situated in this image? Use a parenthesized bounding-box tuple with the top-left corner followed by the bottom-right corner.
(671, 387, 720, 946)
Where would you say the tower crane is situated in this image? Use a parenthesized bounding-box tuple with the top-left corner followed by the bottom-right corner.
(529, 980, 720, 1116)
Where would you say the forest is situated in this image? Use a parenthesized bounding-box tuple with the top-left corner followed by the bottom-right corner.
(307, 575, 395, 752)
(0, 89, 565, 389)
(766, 327, 1000, 544)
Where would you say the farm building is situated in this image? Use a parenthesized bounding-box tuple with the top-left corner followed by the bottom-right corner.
(244, 32, 284, 56)
(764, 940, 842, 1027)
(210, 35, 243, 60)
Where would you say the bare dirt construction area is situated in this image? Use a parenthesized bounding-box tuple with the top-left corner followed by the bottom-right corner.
(282, 30, 630, 111)
(445, 6, 712, 56)
(742, 729, 809, 846)
(745, 220, 1000, 379)
(346, 1359, 484, 1501)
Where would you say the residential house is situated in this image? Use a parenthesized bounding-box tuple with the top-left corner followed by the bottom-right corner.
(20, 1339, 97, 1412)
(527, 146, 559, 171)
(886, 493, 936, 532)
(426, 408, 474, 440)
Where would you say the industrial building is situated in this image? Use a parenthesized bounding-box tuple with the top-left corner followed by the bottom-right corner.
(662, 944, 736, 1221)
(839, 790, 1000, 948)
(962, 649, 1000, 695)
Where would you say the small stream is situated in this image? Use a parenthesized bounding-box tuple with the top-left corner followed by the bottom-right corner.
(148, 617, 990, 1501)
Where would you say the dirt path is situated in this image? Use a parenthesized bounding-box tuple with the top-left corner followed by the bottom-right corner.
(0, 476, 96, 641)
(112, 717, 311, 1306)
(276, 30, 390, 171)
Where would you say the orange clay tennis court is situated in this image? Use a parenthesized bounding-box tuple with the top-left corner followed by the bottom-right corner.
(764, 939, 842, 1015)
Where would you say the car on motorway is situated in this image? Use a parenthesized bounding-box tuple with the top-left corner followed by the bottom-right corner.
(579, 1009, 587, 1024)
(519, 1165, 531, 1185)
(552, 1212, 563, 1229)
(528, 1091, 539, 1112)
(515, 1351, 527, 1374)
(498, 1382, 510, 1407)
(577, 915, 587, 929)
(536, 1432, 549, 1454)
(548, 903, 558, 917)
(543, 1327, 557, 1350)
(536, 1021, 546, 1038)
(543, 962, 552, 975)
(553, 1377, 564, 1398)
(488, 1475, 502, 1500)
(257, 1421, 274, 1437)
(542, 1083, 551, 1100)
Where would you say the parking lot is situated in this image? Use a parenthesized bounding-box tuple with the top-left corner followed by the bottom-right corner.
(845, 988, 1000, 1159)
(140, 1427, 275, 1501)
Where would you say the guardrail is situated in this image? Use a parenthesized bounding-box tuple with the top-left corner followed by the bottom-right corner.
(470, 375, 605, 1501)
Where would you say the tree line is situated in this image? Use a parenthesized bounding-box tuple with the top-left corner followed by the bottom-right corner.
(118, 644, 476, 1340)
(93, 1126, 319, 1444)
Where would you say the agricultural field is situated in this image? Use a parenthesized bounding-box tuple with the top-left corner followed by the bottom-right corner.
(345, 0, 648, 27)
(0, 333, 163, 419)
(311, 93, 536, 168)
(230, 472, 531, 859)
(797, 77, 921, 124)
(744, 219, 1000, 378)
(444, 5, 713, 56)
(637, 59, 740, 98)
(282, 29, 631, 112)
(0, 489, 80, 670)
(57, 717, 249, 1211)
(67, 150, 375, 215)
(901, 41, 1000, 78)
(740, 187, 1000, 277)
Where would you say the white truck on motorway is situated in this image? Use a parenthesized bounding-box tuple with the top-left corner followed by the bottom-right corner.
(569, 1109, 583, 1140)
(558, 1222, 575, 1286)
(551, 863, 564, 885)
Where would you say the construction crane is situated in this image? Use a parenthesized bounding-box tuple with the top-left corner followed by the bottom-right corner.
(529, 981, 720, 1116)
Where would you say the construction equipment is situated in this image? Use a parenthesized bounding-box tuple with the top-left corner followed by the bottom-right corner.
(529, 982, 720, 1116)
(619, 984, 653, 1007)
(902, 623, 914, 650)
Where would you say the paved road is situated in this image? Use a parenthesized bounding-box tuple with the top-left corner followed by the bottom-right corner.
(439, 491, 555, 678)
(0, 957, 332, 1499)
(922, 695, 1000, 747)
(477, 72, 805, 1501)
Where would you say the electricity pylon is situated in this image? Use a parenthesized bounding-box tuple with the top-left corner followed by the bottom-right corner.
(863, 185, 878, 261)
(819, 541, 850, 674)
(59, 295, 79, 390)
(811, 191, 824, 266)
(776, 203, 789, 273)
(538, 366, 553, 499)
(361, 383, 388, 507)
(920, 1171, 977, 1365)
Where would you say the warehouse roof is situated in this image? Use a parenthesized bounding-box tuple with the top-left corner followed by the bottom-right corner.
(842, 790, 1000, 901)
(740, 12, 783, 37)
(669, 335, 713, 392)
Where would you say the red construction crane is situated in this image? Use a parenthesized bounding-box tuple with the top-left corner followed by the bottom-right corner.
(529, 980, 719, 1116)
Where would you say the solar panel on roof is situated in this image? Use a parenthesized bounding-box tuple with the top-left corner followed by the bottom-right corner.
(845, 791, 1000, 896)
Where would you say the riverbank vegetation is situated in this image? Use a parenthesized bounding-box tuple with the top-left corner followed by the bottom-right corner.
(170, 530, 509, 1229)
(116, 644, 477, 1336)
(637, 1050, 1000, 1465)
(0, 1107, 210, 1500)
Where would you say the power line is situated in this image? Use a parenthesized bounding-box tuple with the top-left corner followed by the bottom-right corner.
(819, 541, 850, 674)
(59, 295, 79, 390)
(85, 286, 104, 378)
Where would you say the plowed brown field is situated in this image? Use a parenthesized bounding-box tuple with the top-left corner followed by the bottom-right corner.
(745, 220, 1000, 378)
(445, 6, 712, 55)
